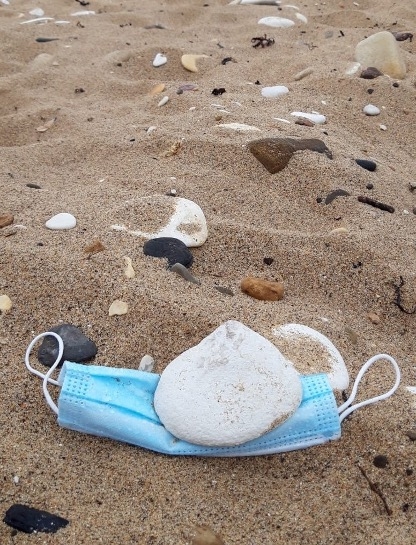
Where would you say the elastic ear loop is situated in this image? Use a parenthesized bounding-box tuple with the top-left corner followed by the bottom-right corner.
(338, 354, 401, 423)
(25, 332, 64, 415)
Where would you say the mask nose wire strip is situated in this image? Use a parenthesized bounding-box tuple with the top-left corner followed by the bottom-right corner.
(338, 354, 401, 424)
(25, 331, 64, 415)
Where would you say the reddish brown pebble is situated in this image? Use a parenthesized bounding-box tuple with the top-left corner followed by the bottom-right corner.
(241, 276, 284, 301)
(0, 213, 14, 228)
(367, 312, 381, 324)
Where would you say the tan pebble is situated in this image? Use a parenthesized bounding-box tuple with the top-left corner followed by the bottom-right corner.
(0, 294, 12, 312)
(345, 327, 358, 345)
(149, 83, 165, 96)
(240, 276, 284, 301)
(0, 213, 14, 228)
(293, 67, 313, 81)
(295, 117, 315, 126)
(367, 312, 381, 324)
(181, 54, 209, 73)
(123, 256, 135, 278)
(330, 227, 349, 235)
(109, 300, 128, 316)
(191, 525, 225, 545)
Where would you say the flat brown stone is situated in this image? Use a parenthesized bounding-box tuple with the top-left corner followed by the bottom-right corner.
(248, 137, 332, 173)
(0, 213, 14, 228)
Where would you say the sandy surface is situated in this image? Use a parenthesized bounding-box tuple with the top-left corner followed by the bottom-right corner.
(1, 0, 416, 543)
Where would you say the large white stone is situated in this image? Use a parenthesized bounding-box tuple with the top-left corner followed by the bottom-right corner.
(45, 213, 76, 230)
(261, 85, 289, 98)
(272, 323, 349, 390)
(355, 31, 406, 79)
(258, 16, 295, 28)
(111, 196, 208, 247)
(154, 320, 302, 446)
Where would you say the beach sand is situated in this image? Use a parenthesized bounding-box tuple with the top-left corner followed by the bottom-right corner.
(1, 0, 416, 543)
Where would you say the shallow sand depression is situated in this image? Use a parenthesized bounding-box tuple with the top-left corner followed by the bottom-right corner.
(1, 0, 416, 543)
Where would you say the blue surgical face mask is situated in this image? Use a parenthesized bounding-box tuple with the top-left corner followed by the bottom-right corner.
(25, 332, 401, 457)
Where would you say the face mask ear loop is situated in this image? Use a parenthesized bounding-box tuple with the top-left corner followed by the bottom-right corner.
(25, 332, 64, 415)
(338, 354, 400, 424)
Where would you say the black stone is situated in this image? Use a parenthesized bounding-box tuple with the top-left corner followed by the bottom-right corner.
(38, 324, 98, 368)
(324, 188, 350, 205)
(355, 159, 376, 172)
(143, 237, 193, 268)
(3, 504, 69, 534)
(263, 257, 274, 265)
(373, 454, 389, 468)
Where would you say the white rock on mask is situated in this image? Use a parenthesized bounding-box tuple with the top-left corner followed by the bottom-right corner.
(154, 320, 302, 447)
(272, 323, 349, 391)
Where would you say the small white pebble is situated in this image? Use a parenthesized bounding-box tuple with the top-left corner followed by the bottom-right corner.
(189, 106, 196, 110)
(379, 124, 387, 131)
(363, 104, 380, 116)
(345, 62, 361, 75)
(146, 126, 157, 134)
(71, 10, 95, 16)
(158, 96, 169, 107)
(403, 210, 409, 215)
(152, 53, 167, 67)
(13, 476, 19, 485)
(139, 355, 155, 372)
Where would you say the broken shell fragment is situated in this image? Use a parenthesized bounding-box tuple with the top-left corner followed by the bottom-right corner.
(181, 54, 209, 73)
(108, 300, 128, 316)
(123, 256, 135, 278)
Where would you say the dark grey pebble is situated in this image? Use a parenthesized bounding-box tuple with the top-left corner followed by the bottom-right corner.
(143, 237, 193, 268)
(35, 38, 59, 43)
(406, 430, 416, 441)
(355, 159, 376, 172)
(263, 257, 274, 265)
(360, 66, 383, 79)
(171, 262, 200, 285)
(3, 504, 69, 534)
(26, 183, 41, 189)
(373, 455, 389, 468)
(214, 286, 234, 296)
(324, 188, 350, 205)
(38, 323, 98, 368)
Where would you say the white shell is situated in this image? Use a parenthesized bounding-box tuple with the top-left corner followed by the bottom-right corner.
(290, 111, 326, 124)
(295, 13, 308, 23)
(111, 196, 208, 247)
(45, 213, 76, 230)
(258, 16, 295, 28)
(217, 123, 260, 131)
(272, 323, 349, 390)
(154, 320, 302, 446)
(261, 85, 289, 98)
(363, 104, 380, 116)
(152, 53, 167, 67)
(0, 295, 12, 312)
